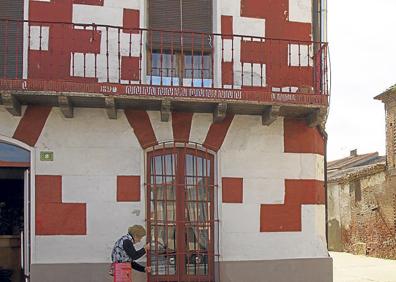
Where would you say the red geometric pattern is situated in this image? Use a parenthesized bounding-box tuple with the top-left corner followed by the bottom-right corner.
(74, 0, 104, 5)
(172, 112, 193, 143)
(117, 176, 141, 202)
(222, 177, 243, 203)
(222, 62, 234, 85)
(238, 0, 313, 88)
(28, 0, 102, 81)
(260, 180, 325, 232)
(203, 114, 234, 152)
(124, 110, 158, 149)
(13, 105, 52, 147)
(221, 15, 233, 39)
(35, 175, 87, 235)
(121, 56, 140, 81)
(123, 9, 140, 34)
(284, 118, 325, 155)
(121, 9, 141, 81)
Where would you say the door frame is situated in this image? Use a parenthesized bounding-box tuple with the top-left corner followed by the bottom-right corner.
(145, 142, 218, 282)
(0, 135, 35, 281)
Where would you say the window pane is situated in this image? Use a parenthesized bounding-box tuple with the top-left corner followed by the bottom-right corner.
(184, 54, 212, 79)
(151, 52, 179, 77)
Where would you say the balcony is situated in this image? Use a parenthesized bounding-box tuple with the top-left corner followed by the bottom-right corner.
(0, 19, 329, 124)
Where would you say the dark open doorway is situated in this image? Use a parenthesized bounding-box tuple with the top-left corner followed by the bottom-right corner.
(0, 168, 25, 282)
(0, 141, 30, 282)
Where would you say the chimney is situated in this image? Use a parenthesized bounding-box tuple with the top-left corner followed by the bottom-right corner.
(350, 149, 357, 157)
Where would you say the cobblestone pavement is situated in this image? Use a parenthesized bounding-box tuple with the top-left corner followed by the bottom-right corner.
(331, 252, 396, 282)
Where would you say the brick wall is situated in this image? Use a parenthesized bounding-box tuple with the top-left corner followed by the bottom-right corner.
(328, 170, 396, 259)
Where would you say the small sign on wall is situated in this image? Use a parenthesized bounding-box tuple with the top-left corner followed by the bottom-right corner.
(40, 151, 54, 161)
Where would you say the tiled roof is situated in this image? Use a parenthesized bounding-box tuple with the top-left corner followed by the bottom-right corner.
(328, 152, 383, 171)
(374, 83, 396, 100)
(327, 152, 386, 183)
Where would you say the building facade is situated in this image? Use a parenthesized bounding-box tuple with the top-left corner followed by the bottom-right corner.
(327, 86, 396, 260)
(326, 151, 396, 258)
(0, 0, 331, 281)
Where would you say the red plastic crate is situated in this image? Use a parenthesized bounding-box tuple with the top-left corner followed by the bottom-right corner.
(113, 263, 132, 282)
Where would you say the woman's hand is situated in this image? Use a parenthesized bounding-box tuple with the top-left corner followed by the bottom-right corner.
(144, 243, 150, 252)
(145, 266, 152, 273)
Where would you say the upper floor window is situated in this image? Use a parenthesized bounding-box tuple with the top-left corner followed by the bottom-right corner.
(0, 0, 24, 79)
(147, 0, 213, 87)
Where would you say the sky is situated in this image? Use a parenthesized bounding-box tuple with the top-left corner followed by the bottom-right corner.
(326, 0, 396, 161)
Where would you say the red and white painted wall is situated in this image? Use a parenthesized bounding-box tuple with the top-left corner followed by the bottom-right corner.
(21, 0, 320, 92)
(0, 105, 327, 263)
(0, 0, 330, 281)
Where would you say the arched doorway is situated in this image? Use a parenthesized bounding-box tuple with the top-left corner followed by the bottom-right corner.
(0, 138, 32, 282)
(146, 142, 217, 282)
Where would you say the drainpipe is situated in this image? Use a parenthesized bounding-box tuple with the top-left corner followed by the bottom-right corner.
(323, 129, 329, 249)
(316, 0, 329, 250)
(318, 126, 329, 250)
(321, 0, 328, 42)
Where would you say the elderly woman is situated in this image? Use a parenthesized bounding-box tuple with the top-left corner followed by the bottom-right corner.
(111, 225, 151, 273)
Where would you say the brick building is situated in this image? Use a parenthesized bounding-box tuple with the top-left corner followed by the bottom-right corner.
(0, 0, 331, 281)
(327, 85, 396, 260)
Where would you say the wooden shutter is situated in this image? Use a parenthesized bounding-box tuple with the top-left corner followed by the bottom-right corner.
(181, 0, 212, 52)
(148, 0, 213, 52)
(148, 0, 181, 50)
(0, 0, 24, 78)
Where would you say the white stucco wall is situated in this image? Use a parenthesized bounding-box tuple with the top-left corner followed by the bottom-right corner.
(0, 107, 24, 138)
(33, 108, 144, 263)
(219, 116, 326, 261)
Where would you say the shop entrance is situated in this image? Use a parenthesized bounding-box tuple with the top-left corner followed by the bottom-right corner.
(0, 142, 31, 282)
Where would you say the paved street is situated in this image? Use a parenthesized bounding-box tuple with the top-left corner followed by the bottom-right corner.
(331, 252, 396, 282)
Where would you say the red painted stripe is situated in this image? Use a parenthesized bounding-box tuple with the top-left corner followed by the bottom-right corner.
(0, 161, 30, 168)
(73, 0, 104, 5)
(172, 112, 193, 143)
(13, 106, 52, 146)
(284, 118, 325, 155)
(222, 62, 234, 85)
(260, 179, 325, 232)
(203, 114, 234, 151)
(124, 110, 158, 149)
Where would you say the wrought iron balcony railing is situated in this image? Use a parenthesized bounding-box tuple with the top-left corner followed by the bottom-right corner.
(0, 19, 329, 106)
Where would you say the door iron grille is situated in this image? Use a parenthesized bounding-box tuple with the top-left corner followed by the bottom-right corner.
(146, 142, 219, 282)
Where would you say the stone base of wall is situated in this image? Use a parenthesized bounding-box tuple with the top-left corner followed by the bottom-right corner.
(219, 258, 333, 282)
(30, 257, 333, 282)
(31, 263, 146, 282)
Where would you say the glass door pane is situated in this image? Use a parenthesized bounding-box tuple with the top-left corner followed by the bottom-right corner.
(148, 148, 214, 282)
(184, 154, 211, 276)
(149, 153, 177, 276)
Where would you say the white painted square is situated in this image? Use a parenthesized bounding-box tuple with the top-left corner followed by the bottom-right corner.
(29, 26, 49, 51)
(289, 0, 312, 23)
(73, 5, 123, 26)
(234, 63, 266, 87)
(289, 44, 313, 67)
(234, 17, 265, 38)
(222, 39, 234, 62)
(120, 33, 141, 57)
(70, 53, 96, 78)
